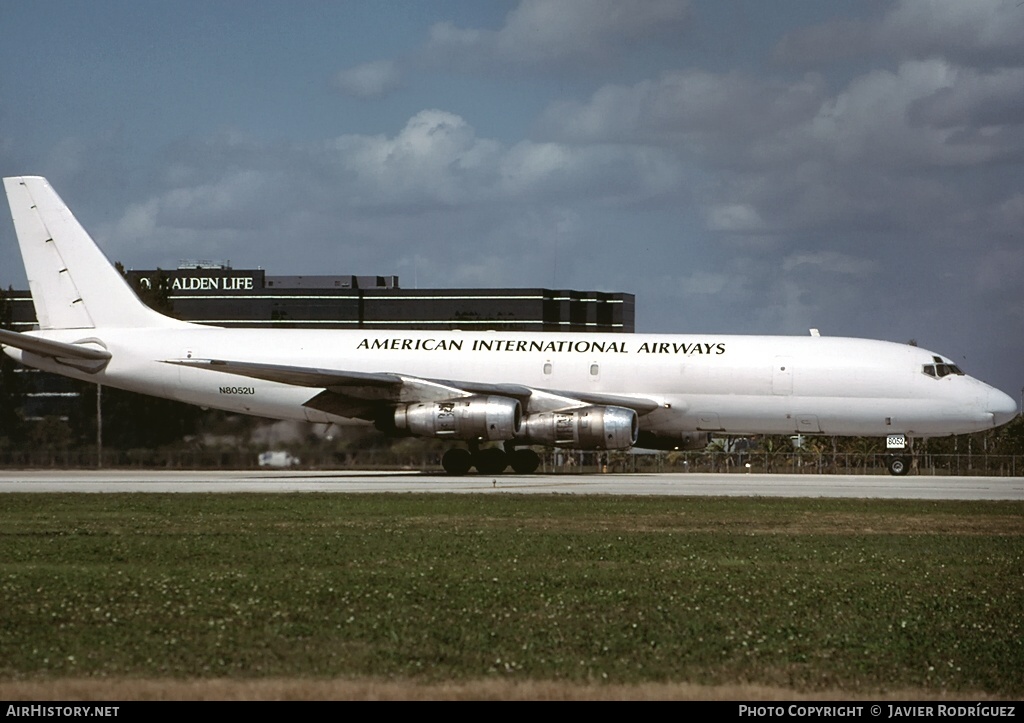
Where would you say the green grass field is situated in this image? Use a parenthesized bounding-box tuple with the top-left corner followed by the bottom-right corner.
(1, 494, 1021, 696)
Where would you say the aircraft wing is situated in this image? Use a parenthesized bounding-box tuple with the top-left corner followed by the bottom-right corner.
(167, 357, 662, 419)
(0, 328, 111, 372)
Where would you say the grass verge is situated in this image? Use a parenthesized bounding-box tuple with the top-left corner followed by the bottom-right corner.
(1, 494, 1021, 696)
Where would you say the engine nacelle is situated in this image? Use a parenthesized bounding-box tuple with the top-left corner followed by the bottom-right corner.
(518, 405, 638, 450)
(394, 395, 521, 441)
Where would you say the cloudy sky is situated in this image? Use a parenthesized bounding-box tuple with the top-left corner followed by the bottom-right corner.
(1, 0, 1021, 397)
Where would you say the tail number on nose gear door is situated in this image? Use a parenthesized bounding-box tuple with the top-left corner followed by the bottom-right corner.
(220, 386, 255, 395)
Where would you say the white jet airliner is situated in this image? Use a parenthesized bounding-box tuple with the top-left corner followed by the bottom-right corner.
(1, 176, 1017, 475)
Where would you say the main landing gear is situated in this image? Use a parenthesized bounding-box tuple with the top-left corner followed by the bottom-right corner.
(441, 442, 542, 476)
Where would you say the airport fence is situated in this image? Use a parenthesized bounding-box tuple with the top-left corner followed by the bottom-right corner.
(606, 451, 1022, 477)
(0, 448, 1021, 476)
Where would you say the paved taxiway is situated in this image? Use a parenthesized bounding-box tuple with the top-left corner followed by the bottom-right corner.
(0, 469, 1021, 500)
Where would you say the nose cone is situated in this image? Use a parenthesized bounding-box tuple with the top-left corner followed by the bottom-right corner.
(988, 387, 1018, 428)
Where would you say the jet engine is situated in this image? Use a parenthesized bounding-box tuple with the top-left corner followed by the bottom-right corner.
(393, 395, 521, 441)
(518, 405, 638, 449)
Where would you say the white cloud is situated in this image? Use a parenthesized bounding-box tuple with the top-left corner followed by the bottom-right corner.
(329, 110, 503, 205)
(812, 62, 961, 166)
(706, 204, 765, 233)
(100, 172, 276, 260)
(782, 251, 878, 276)
(333, 60, 402, 99)
(536, 54, 1024, 245)
(908, 67, 1024, 128)
(537, 69, 824, 158)
(325, 109, 678, 207)
(93, 110, 682, 277)
(775, 0, 1024, 68)
(880, 0, 1024, 66)
(542, 59, 1018, 171)
(427, 0, 692, 68)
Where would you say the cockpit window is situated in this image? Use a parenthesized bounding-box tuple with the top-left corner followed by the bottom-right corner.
(922, 359, 964, 378)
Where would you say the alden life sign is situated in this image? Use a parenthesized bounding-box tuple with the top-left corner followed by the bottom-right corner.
(137, 274, 257, 292)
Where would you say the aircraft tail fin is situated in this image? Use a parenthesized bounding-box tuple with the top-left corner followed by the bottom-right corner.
(3, 176, 184, 330)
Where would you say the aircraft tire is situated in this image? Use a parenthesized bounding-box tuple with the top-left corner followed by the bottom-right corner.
(474, 447, 509, 475)
(887, 455, 910, 476)
(510, 448, 541, 474)
(442, 448, 473, 476)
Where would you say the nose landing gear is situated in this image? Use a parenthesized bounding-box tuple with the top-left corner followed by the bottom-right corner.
(887, 455, 910, 476)
(886, 434, 913, 476)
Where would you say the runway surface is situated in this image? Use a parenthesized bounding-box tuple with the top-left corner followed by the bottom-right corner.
(0, 469, 1021, 500)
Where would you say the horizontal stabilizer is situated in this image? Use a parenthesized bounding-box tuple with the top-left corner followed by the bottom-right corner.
(0, 328, 111, 372)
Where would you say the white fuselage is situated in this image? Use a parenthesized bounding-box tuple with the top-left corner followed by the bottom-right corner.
(9, 326, 1015, 441)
